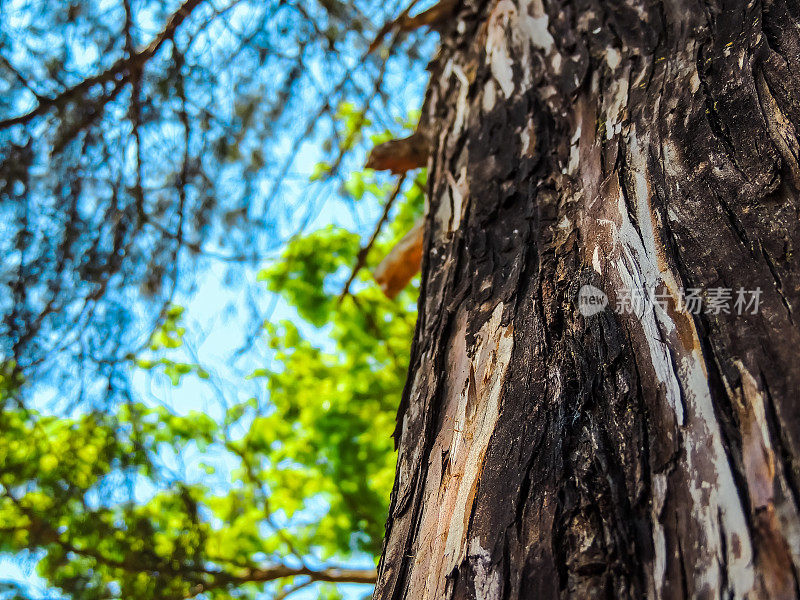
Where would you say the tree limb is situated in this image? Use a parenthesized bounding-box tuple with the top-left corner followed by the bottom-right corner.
(2, 492, 376, 600)
(186, 565, 377, 598)
(0, 0, 207, 130)
(368, 0, 458, 53)
(274, 578, 314, 600)
(339, 173, 408, 302)
(225, 565, 378, 585)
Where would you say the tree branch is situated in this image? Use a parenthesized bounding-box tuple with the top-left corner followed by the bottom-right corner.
(368, 0, 458, 53)
(0, 0, 207, 130)
(186, 565, 377, 598)
(274, 578, 314, 600)
(226, 565, 377, 585)
(339, 173, 408, 302)
(2, 490, 376, 599)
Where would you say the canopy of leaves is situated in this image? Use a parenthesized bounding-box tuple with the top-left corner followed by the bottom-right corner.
(0, 0, 431, 402)
(0, 0, 434, 597)
(0, 167, 425, 599)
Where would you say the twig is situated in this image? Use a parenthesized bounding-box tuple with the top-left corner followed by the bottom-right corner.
(185, 564, 377, 598)
(0, 54, 44, 100)
(0, 0, 207, 130)
(368, 0, 424, 53)
(339, 173, 407, 302)
(259, 13, 408, 220)
(274, 578, 314, 600)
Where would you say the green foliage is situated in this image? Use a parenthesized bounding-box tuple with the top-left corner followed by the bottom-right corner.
(0, 165, 425, 599)
(135, 306, 210, 385)
(0, 362, 24, 400)
(258, 227, 361, 327)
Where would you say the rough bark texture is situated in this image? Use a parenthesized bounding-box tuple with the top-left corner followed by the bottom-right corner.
(376, 0, 800, 598)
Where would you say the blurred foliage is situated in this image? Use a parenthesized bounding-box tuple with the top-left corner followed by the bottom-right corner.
(0, 165, 426, 598)
(0, 0, 431, 404)
(0, 0, 434, 597)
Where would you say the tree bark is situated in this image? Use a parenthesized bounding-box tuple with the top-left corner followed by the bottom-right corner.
(376, 0, 800, 598)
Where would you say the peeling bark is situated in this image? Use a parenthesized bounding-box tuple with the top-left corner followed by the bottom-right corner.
(376, 0, 800, 598)
(366, 134, 431, 174)
(374, 217, 425, 298)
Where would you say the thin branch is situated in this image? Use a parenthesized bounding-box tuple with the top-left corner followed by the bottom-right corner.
(223, 439, 307, 563)
(368, 0, 460, 54)
(186, 565, 377, 598)
(0, 0, 207, 130)
(258, 19, 407, 218)
(368, 0, 424, 53)
(166, 41, 191, 293)
(348, 292, 402, 367)
(50, 77, 128, 154)
(274, 578, 314, 600)
(0, 53, 44, 100)
(339, 173, 407, 302)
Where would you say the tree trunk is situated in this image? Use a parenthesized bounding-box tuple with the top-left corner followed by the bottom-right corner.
(375, 0, 800, 598)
